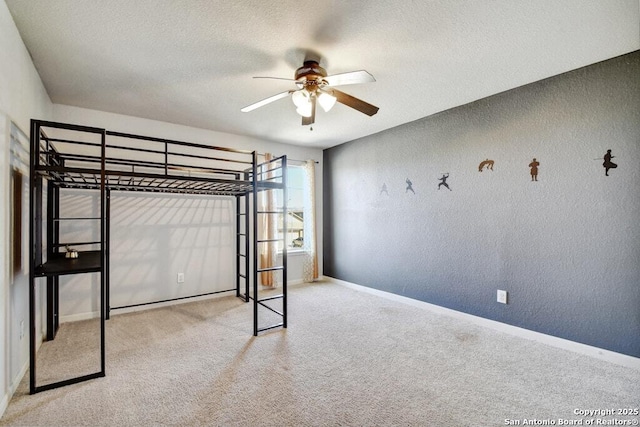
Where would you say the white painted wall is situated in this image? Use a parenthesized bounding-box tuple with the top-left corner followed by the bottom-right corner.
(52, 104, 323, 320)
(0, 0, 53, 416)
(0, 114, 8, 416)
(1, 0, 322, 403)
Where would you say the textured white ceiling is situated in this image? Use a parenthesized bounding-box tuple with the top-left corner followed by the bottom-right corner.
(6, 0, 640, 148)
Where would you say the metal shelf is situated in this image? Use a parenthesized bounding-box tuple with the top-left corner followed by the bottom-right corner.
(34, 250, 102, 277)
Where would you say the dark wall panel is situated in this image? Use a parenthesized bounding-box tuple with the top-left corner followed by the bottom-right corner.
(323, 51, 640, 357)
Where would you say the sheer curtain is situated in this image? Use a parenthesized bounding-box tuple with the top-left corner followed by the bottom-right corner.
(259, 153, 277, 287)
(302, 160, 318, 282)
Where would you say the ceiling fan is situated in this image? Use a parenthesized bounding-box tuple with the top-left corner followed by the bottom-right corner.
(241, 60, 379, 126)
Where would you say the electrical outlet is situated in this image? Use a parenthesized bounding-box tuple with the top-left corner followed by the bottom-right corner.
(497, 290, 508, 304)
(177, 273, 185, 284)
(20, 320, 25, 339)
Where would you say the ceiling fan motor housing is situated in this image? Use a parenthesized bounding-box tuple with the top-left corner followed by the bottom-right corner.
(295, 61, 327, 91)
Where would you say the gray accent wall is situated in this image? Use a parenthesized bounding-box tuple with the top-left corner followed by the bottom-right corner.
(323, 51, 640, 358)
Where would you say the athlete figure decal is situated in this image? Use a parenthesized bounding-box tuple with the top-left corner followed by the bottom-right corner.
(405, 179, 415, 194)
(528, 158, 539, 182)
(602, 150, 617, 176)
(437, 173, 452, 191)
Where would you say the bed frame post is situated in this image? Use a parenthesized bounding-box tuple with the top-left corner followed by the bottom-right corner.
(99, 129, 107, 376)
(252, 151, 259, 336)
(244, 174, 250, 303)
(28, 119, 40, 394)
(235, 178, 241, 298)
(282, 156, 288, 329)
(105, 188, 111, 320)
(46, 183, 56, 341)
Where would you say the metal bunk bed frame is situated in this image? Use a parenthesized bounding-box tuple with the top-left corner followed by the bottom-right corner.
(28, 119, 287, 394)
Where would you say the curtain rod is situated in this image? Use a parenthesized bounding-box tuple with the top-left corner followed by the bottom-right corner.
(288, 158, 319, 164)
(257, 153, 319, 164)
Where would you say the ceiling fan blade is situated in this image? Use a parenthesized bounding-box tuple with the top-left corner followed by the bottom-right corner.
(332, 89, 379, 116)
(302, 97, 316, 126)
(253, 76, 296, 82)
(241, 91, 292, 112)
(324, 70, 375, 86)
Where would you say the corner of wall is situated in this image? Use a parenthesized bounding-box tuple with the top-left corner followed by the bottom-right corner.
(0, 112, 9, 422)
(1, 1, 53, 417)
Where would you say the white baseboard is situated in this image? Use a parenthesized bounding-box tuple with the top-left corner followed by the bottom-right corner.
(10, 359, 28, 396)
(111, 290, 238, 316)
(69, 281, 307, 319)
(1, 357, 29, 420)
(325, 276, 640, 371)
(59, 311, 101, 323)
(0, 391, 8, 421)
(1, 332, 42, 419)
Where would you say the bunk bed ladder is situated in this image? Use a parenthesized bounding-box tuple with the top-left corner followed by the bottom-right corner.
(236, 172, 250, 302)
(252, 154, 288, 336)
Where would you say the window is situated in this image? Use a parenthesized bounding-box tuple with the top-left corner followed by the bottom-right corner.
(276, 165, 306, 252)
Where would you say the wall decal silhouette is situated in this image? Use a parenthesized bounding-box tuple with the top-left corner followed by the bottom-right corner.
(405, 178, 415, 194)
(478, 159, 494, 172)
(380, 183, 388, 195)
(528, 158, 539, 181)
(602, 149, 617, 176)
(437, 173, 451, 191)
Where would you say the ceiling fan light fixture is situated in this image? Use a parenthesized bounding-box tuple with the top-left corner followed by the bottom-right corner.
(296, 102, 313, 117)
(318, 90, 337, 112)
(291, 89, 310, 108)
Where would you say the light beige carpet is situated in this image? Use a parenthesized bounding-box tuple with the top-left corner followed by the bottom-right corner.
(1, 280, 639, 426)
